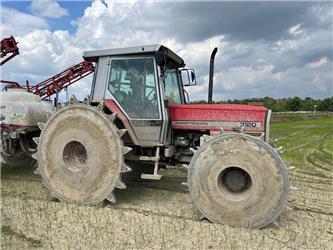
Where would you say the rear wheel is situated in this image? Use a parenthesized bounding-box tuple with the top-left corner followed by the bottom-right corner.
(188, 133, 289, 228)
(35, 104, 131, 205)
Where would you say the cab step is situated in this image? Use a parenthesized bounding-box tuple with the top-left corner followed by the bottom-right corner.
(140, 146, 162, 180)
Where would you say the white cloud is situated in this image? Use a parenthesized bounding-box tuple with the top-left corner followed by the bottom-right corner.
(309, 3, 333, 26)
(170, 36, 225, 66)
(221, 81, 236, 91)
(272, 72, 282, 81)
(1, 7, 48, 37)
(213, 64, 275, 94)
(274, 39, 300, 52)
(30, 0, 68, 18)
(289, 23, 303, 36)
(305, 57, 328, 69)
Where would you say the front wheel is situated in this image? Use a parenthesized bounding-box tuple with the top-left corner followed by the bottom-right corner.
(188, 133, 289, 228)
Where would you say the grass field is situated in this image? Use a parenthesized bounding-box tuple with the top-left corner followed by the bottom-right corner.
(1, 118, 332, 249)
(271, 111, 333, 123)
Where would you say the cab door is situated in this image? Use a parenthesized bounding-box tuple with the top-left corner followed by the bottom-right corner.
(104, 57, 164, 146)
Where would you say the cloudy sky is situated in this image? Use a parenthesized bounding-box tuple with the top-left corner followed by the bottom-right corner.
(1, 0, 332, 101)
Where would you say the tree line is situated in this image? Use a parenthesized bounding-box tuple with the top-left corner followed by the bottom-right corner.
(191, 96, 333, 112)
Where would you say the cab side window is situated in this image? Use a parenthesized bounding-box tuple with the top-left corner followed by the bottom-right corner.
(164, 70, 182, 104)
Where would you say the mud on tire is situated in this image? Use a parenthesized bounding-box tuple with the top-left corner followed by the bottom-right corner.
(35, 104, 131, 205)
(188, 133, 289, 229)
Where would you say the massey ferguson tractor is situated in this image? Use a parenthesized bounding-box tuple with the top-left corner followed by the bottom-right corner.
(1, 41, 294, 228)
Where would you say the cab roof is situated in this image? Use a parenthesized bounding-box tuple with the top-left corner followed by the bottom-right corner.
(83, 44, 185, 68)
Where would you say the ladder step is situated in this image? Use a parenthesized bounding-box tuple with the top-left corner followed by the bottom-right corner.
(141, 173, 162, 180)
(139, 156, 159, 161)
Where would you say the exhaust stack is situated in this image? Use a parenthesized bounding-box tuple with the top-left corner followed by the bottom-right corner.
(208, 47, 218, 104)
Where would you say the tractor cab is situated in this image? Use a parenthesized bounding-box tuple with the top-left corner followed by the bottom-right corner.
(84, 45, 191, 146)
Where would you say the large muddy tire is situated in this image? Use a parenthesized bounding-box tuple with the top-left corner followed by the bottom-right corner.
(35, 104, 131, 205)
(1, 153, 35, 168)
(188, 133, 289, 228)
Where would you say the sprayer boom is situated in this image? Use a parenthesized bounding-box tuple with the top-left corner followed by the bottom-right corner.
(1, 36, 19, 66)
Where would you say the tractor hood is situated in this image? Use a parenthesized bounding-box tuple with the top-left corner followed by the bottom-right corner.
(169, 104, 269, 135)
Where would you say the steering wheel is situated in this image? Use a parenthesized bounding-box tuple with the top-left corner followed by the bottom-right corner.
(110, 79, 121, 89)
(146, 88, 156, 101)
(143, 88, 159, 118)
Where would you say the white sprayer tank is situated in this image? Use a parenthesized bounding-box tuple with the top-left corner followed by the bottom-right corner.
(0, 88, 54, 127)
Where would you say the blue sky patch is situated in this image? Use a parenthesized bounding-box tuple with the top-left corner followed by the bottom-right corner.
(2, 1, 91, 34)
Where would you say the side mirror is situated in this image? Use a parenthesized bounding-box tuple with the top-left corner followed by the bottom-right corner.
(191, 71, 196, 82)
(180, 68, 197, 86)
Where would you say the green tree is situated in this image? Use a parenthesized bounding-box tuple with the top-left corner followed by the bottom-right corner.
(318, 97, 333, 111)
(286, 97, 302, 111)
(301, 97, 315, 111)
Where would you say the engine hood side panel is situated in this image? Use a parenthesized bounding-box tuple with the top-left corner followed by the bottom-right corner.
(169, 104, 267, 134)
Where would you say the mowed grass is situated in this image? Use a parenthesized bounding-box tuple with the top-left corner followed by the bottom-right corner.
(1, 117, 333, 249)
(271, 118, 332, 177)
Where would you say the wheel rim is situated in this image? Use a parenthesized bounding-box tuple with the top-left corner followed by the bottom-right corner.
(63, 141, 88, 172)
(218, 166, 252, 193)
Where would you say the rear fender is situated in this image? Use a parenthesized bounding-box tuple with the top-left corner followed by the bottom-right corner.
(104, 100, 139, 145)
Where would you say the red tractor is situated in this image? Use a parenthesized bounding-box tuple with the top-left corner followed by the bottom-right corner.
(6, 44, 293, 228)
